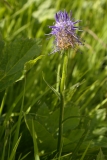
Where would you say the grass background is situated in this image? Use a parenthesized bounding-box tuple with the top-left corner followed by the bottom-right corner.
(0, 0, 107, 160)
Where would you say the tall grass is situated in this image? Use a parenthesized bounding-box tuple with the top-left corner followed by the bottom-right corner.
(0, 0, 107, 160)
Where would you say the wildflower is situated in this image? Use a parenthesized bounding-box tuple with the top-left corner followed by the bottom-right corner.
(48, 10, 83, 53)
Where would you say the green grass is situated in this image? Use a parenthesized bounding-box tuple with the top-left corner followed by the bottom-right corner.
(0, 0, 107, 160)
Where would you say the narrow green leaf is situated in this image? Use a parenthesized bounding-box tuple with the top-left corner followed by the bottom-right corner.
(32, 120, 40, 160)
(42, 73, 60, 100)
(24, 55, 44, 73)
(12, 77, 26, 156)
(1, 135, 7, 160)
(9, 135, 22, 160)
(0, 89, 8, 115)
(96, 148, 105, 160)
(18, 152, 31, 160)
(80, 141, 92, 160)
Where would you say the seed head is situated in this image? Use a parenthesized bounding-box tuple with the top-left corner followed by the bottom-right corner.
(48, 10, 83, 54)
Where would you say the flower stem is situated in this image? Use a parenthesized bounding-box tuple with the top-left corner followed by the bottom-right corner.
(57, 53, 68, 159)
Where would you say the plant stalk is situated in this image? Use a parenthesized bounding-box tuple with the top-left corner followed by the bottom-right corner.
(57, 53, 68, 159)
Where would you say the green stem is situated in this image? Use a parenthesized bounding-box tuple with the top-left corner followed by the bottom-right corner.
(0, 89, 8, 115)
(60, 53, 68, 92)
(57, 53, 68, 159)
(56, 63, 61, 92)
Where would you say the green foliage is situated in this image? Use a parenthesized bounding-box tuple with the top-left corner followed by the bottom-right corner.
(0, 0, 107, 160)
(96, 149, 105, 160)
(0, 38, 41, 91)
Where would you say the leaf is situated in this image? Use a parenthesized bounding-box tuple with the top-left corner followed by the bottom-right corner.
(36, 103, 50, 126)
(24, 55, 44, 73)
(80, 141, 92, 160)
(67, 129, 85, 143)
(0, 38, 41, 91)
(25, 116, 57, 152)
(32, 120, 40, 160)
(63, 105, 80, 132)
(36, 104, 80, 136)
(9, 135, 22, 160)
(34, 103, 59, 135)
(93, 136, 107, 148)
(18, 152, 30, 160)
(24, 104, 81, 153)
(96, 148, 105, 160)
(43, 73, 60, 100)
(32, 1, 55, 22)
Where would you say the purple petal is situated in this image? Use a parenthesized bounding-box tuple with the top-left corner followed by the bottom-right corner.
(73, 20, 81, 24)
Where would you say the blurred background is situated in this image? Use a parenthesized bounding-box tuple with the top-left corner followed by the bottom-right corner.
(0, 0, 107, 160)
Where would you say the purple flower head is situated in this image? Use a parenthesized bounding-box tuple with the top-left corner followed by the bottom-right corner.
(48, 10, 83, 54)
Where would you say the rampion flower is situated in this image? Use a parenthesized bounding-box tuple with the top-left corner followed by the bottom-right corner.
(48, 10, 83, 53)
